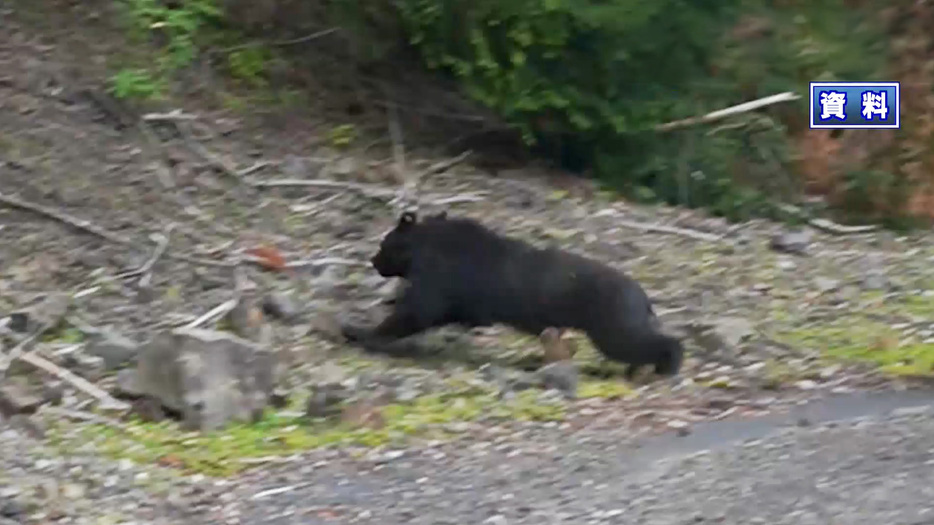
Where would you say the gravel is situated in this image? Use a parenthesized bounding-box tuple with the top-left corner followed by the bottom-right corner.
(206, 405, 934, 525)
(4, 404, 934, 524)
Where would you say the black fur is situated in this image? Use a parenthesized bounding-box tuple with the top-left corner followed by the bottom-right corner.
(343, 211, 683, 379)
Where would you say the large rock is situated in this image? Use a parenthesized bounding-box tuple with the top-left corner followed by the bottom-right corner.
(132, 328, 276, 431)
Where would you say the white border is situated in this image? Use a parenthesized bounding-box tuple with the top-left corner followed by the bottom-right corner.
(809, 81, 900, 129)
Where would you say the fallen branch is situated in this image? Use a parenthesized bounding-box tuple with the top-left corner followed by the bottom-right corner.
(0, 192, 235, 268)
(175, 120, 243, 180)
(41, 406, 139, 435)
(427, 192, 486, 206)
(114, 223, 175, 283)
(776, 203, 880, 234)
(655, 92, 801, 133)
(250, 178, 486, 206)
(19, 351, 129, 411)
(284, 257, 368, 269)
(415, 150, 472, 179)
(185, 298, 239, 329)
(136, 119, 176, 189)
(141, 225, 174, 288)
(615, 218, 725, 243)
(251, 178, 396, 198)
(142, 109, 198, 122)
(221, 27, 340, 54)
(0, 328, 44, 377)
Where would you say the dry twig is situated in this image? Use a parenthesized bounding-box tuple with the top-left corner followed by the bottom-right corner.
(136, 120, 177, 189)
(142, 109, 198, 122)
(415, 150, 472, 179)
(776, 203, 879, 234)
(41, 406, 140, 435)
(185, 298, 239, 329)
(221, 27, 340, 54)
(175, 120, 244, 180)
(250, 178, 485, 206)
(616, 218, 725, 243)
(0, 328, 44, 377)
(0, 192, 235, 267)
(19, 351, 129, 411)
(114, 223, 175, 283)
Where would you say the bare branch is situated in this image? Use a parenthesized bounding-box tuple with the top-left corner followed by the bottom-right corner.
(0, 192, 235, 268)
(415, 150, 472, 179)
(775, 203, 879, 234)
(615, 218, 725, 243)
(142, 109, 198, 122)
(249, 178, 485, 206)
(655, 92, 801, 133)
(19, 351, 129, 411)
(221, 27, 340, 54)
(185, 298, 239, 329)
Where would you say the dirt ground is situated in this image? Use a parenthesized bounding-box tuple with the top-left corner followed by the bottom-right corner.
(2, 2, 934, 523)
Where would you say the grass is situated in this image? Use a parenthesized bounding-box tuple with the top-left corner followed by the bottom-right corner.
(777, 291, 934, 378)
(44, 358, 638, 477)
(47, 387, 571, 477)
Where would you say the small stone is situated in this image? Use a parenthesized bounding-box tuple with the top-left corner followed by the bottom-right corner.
(261, 293, 299, 323)
(861, 273, 889, 291)
(483, 515, 508, 525)
(795, 379, 818, 390)
(769, 230, 811, 255)
(814, 277, 840, 294)
(0, 380, 44, 416)
(41, 381, 64, 406)
(63, 352, 106, 382)
(304, 383, 350, 419)
(84, 331, 139, 370)
(331, 157, 359, 177)
(667, 419, 691, 436)
(535, 361, 578, 400)
(7, 414, 45, 439)
(269, 388, 290, 409)
(62, 483, 86, 500)
(114, 369, 143, 398)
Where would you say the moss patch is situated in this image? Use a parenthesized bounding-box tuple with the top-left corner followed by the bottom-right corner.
(46, 389, 566, 477)
(779, 309, 934, 378)
(577, 379, 636, 399)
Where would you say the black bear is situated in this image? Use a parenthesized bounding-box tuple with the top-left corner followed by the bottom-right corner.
(342, 211, 683, 379)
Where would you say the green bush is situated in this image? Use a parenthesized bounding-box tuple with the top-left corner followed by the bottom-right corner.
(375, 0, 889, 219)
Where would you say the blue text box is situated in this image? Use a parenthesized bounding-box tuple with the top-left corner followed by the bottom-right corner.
(810, 82, 900, 129)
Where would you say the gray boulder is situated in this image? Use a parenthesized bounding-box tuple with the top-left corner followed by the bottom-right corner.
(131, 328, 276, 431)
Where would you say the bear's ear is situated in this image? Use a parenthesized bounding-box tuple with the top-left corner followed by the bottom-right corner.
(398, 211, 418, 228)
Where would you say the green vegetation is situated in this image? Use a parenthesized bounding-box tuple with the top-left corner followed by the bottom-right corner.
(110, 0, 273, 100)
(375, 0, 891, 220)
(104, 0, 928, 223)
(48, 388, 572, 476)
(779, 292, 934, 377)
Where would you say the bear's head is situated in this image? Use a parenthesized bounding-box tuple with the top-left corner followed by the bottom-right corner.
(371, 210, 450, 278)
(371, 211, 419, 278)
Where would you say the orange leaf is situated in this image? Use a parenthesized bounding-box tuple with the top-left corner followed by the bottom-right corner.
(157, 454, 185, 468)
(245, 245, 287, 271)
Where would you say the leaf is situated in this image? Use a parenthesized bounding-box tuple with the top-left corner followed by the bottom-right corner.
(245, 245, 287, 272)
(157, 454, 185, 468)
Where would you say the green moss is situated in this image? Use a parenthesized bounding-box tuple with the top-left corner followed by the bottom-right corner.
(577, 379, 635, 399)
(779, 313, 934, 378)
(47, 388, 566, 477)
(900, 293, 934, 317)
